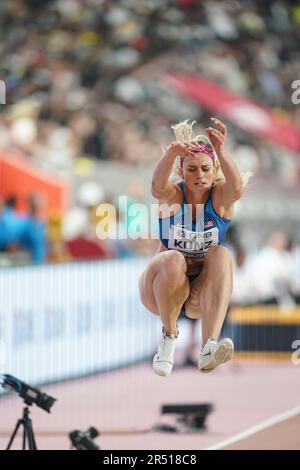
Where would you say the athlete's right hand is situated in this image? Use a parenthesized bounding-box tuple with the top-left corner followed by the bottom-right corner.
(166, 142, 193, 158)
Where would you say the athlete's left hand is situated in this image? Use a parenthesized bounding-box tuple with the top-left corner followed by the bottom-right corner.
(205, 117, 227, 155)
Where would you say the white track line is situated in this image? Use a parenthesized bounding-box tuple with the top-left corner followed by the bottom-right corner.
(204, 404, 300, 450)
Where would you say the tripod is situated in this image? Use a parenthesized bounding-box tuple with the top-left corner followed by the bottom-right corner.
(6, 405, 37, 450)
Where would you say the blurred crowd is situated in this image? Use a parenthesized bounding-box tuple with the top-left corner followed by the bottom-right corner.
(0, 0, 299, 175)
(0, 187, 158, 266)
(228, 228, 300, 307)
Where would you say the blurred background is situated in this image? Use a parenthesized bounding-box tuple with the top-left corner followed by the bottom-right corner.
(0, 0, 300, 450)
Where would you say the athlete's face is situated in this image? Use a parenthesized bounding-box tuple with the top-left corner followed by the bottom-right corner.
(181, 154, 215, 190)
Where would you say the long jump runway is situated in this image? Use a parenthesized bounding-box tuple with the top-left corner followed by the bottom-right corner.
(0, 359, 299, 450)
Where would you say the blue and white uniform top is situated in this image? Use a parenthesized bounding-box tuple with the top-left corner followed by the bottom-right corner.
(158, 180, 231, 259)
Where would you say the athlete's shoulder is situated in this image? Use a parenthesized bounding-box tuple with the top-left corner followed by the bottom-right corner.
(211, 181, 235, 220)
(155, 180, 182, 206)
(211, 180, 224, 193)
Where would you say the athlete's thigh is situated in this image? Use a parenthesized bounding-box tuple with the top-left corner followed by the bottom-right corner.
(184, 246, 231, 317)
(138, 250, 186, 315)
(139, 250, 186, 315)
(184, 263, 207, 318)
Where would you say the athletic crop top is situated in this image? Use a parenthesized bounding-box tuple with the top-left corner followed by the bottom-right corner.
(158, 180, 231, 259)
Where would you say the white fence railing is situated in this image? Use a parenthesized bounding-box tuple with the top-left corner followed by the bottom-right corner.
(0, 257, 159, 388)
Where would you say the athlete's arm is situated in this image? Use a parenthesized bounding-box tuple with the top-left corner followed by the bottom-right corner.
(151, 142, 189, 203)
(205, 117, 243, 205)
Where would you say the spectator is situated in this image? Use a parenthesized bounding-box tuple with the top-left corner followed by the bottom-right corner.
(249, 231, 293, 304)
(20, 194, 47, 264)
(0, 195, 24, 252)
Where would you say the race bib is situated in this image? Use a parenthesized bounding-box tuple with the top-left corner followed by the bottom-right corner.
(168, 224, 219, 258)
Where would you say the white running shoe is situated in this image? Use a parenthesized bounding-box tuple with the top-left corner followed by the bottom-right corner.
(198, 337, 234, 373)
(153, 327, 178, 377)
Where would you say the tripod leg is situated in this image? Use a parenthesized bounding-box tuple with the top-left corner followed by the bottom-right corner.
(7, 407, 38, 450)
(23, 422, 27, 450)
(25, 417, 37, 450)
(6, 419, 23, 450)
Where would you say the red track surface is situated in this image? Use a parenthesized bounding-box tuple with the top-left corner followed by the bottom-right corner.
(0, 360, 299, 450)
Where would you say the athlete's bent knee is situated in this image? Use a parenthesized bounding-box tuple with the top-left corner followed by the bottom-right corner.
(205, 245, 232, 272)
(160, 250, 187, 280)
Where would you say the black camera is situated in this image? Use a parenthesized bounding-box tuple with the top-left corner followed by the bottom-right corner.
(1, 374, 56, 413)
(0, 373, 57, 450)
(69, 427, 100, 450)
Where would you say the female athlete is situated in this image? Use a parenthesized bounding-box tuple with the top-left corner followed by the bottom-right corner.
(139, 117, 250, 376)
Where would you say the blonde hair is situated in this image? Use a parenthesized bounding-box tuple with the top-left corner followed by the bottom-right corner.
(170, 120, 252, 188)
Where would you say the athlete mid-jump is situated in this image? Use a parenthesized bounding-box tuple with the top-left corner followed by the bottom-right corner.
(139, 117, 251, 376)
